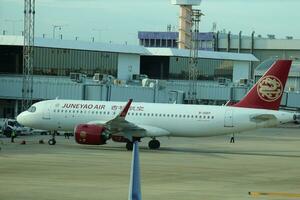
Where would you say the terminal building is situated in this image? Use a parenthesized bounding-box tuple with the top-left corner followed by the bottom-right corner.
(138, 31, 300, 68)
(0, 34, 300, 118)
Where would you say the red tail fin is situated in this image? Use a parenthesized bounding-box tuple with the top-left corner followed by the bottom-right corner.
(233, 60, 292, 110)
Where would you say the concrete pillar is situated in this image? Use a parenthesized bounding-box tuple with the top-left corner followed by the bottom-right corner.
(14, 100, 19, 118)
(227, 31, 231, 52)
(178, 5, 192, 49)
(238, 31, 242, 53)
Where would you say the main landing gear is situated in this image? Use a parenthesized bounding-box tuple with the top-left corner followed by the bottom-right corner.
(148, 138, 160, 150)
(125, 137, 141, 151)
(48, 131, 57, 145)
(126, 142, 133, 151)
(125, 137, 161, 151)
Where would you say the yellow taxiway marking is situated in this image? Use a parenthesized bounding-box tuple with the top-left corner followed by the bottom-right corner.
(249, 192, 300, 198)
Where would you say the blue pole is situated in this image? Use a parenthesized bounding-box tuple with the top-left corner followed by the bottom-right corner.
(128, 141, 142, 200)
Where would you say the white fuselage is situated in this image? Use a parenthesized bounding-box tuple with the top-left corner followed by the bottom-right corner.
(17, 99, 295, 138)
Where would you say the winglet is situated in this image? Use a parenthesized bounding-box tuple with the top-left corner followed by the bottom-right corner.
(119, 99, 133, 118)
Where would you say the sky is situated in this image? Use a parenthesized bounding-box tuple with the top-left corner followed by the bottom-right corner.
(0, 0, 300, 45)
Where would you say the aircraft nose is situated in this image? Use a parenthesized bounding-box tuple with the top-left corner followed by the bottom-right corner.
(16, 112, 26, 126)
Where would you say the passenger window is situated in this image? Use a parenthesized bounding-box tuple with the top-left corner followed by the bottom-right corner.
(171, 114, 174, 117)
(107, 112, 110, 115)
(179, 115, 181, 118)
(212, 116, 214, 119)
(163, 114, 165, 117)
(187, 115, 190, 118)
(207, 116, 210, 119)
(183, 115, 185, 118)
(203, 116, 206, 119)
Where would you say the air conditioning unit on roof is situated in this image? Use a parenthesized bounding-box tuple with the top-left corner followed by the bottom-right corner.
(70, 73, 86, 83)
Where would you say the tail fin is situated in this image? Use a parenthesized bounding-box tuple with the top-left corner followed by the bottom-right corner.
(233, 60, 292, 110)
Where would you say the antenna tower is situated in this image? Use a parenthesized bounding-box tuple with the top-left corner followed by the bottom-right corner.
(22, 0, 35, 111)
(188, 9, 203, 104)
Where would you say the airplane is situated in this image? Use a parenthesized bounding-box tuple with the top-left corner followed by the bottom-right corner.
(16, 60, 298, 150)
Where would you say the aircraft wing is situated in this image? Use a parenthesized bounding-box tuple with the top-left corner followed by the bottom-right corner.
(87, 99, 147, 138)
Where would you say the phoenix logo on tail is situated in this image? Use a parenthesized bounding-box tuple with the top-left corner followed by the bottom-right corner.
(257, 75, 283, 102)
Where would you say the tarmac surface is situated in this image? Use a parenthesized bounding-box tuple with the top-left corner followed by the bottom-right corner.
(0, 125, 300, 200)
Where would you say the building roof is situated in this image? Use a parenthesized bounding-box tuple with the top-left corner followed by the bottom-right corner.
(255, 58, 300, 76)
(0, 35, 148, 54)
(145, 48, 259, 62)
(0, 35, 258, 62)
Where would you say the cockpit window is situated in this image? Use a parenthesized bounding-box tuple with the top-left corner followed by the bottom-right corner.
(28, 106, 36, 113)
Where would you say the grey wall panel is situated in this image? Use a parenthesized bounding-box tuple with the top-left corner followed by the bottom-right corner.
(156, 89, 169, 103)
(232, 87, 248, 100)
(0, 77, 22, 98)
(31, 78, 83, 100)
(85, 85, 107, 101)
(110, 85, 154, 102)
(280, 92, 287, 106)
(287, 92, 300, 108)
(196, 86, 231, 100)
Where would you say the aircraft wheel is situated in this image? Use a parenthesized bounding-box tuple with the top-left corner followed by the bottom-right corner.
(126, 142, 133, 151)
(48, 139, 56, 145)
(148, 139, 160, 150)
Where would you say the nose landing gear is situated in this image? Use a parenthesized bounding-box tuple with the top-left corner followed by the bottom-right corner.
(48, 130, 57, 145)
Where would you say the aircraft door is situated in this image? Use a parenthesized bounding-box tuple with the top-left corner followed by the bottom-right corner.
(224, 110, 233, 127)
(42, 105, 51, 120)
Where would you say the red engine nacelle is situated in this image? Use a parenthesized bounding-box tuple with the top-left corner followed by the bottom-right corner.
(75, 124, 107, 145)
